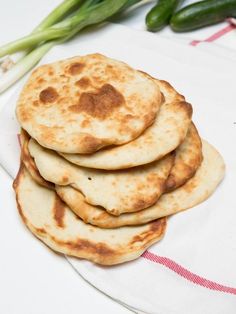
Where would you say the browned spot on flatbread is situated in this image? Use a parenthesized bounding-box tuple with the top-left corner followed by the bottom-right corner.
(53, 237, 115, 257)
(150, 218, 166, 232)
(78, 135, 104, 153)
(130, 218, 166, 245)
(165, 174, 177, 191)
(69, 239, 114, 255)
(61, 176, 69, 184)
(39, 87, 58, 103)
(159, 80, 185, 101)
(132, 199, 149, 212)
(47, 67, 54, 76)
(81, 119, 91, 128)
(53, 196, 66, 228)
(175, 101, 193, 118)
(37, 78, 46, 84)
(75, 77, 90, 89)
(68, 62, 85, 75)
(109, 190, 162, 216)
(160, 92, 165, 104)
(165, 124, 202, 192)
(70, 84, 125, 120)
(33, 100, 39, 107)
(35, 227, 46, 234)
(131, 189, 164, 213)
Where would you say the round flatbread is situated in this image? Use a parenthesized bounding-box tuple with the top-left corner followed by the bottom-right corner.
(60, 80, 192, 169)
(56, 141, 224, 228)
(165, 122, 203, 192)
(13, 165, 166, 265)
(16, 53, 162, 154)
(28, 139, 174, 215)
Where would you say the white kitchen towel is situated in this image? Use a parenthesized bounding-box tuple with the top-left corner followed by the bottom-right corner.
(0, 24, 236, 314)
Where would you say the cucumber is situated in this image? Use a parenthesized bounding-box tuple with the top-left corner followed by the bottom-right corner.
(170, 0, 236, 32)
(146, 0, 184, 32)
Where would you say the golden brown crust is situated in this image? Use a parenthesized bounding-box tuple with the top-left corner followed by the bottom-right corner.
(39, 87, 58, 103)
(53, 197, 66, 228)
(75, 77, 90, 89)
(29, 139, 174, 215)
(20, 129, 54, 189)
(16, 53, 162, 154)
(72, 84, 125, 120)
(159, 80, 185, 102)
(67, 62, 85, 75)
(13, 166, 167, 265)
(59, 78, 192, 169)
(138, 74, 185, 102)
(76, 134, 106, 154)
(129, 219, 166, 245)
(165, 123, 203, 192)
(56, 237, 115, 256)
(37, 216, 166, 265)
(172, 101, 193, 117)
(55, 139, 225, 229)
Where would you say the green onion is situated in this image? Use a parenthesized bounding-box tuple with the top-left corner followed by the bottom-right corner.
(0, 0, 133, 94)
(0, 0, 129, 58)
(0, 0, 84, 67)
(0, 28, 69, 58)
(35, 0, 84, 31)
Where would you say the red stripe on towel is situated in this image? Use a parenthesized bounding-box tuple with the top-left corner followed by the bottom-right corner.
(142, 251, 236, 296)
(190, 24, 236, 46)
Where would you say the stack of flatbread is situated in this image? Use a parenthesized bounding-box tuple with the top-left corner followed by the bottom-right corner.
(13, 53, 225, 265)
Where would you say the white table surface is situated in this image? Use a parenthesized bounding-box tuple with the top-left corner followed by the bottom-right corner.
(0, 1, 234, 314)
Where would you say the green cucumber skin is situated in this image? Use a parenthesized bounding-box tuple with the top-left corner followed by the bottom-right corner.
(170, 0, 236, 32)
(146, 0, 183, 32)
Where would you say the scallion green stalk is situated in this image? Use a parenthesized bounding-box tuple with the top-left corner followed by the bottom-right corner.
(0, 0, 128, 59)
(0, 0, 131, 94)
(35, 0, 84, 31)
(0, 28, 70, 58)
(0, 0, 84, 66)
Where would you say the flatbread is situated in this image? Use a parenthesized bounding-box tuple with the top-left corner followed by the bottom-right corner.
(16, 53, 162, 154)
(22, 121, 202, 198)
(165, 122, 203, 192)
(60, 80, 192, 169)
(56, 141, 224, 228)
(13, 165, 166, 265)
(28, 139, 174, 215)
(20, 129, 54, 189)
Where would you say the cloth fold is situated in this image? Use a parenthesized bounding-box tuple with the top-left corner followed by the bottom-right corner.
(0, 23, 236, 314)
